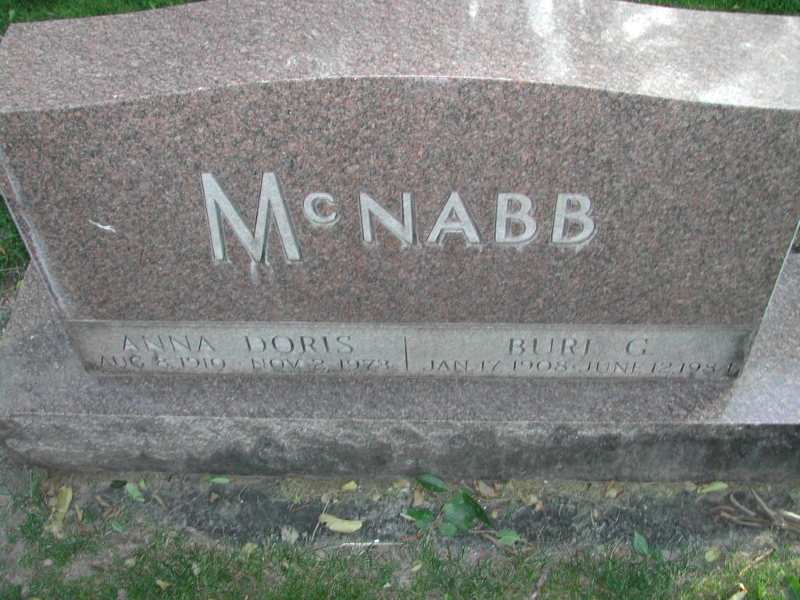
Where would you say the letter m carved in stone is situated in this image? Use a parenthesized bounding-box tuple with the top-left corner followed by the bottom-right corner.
(201, 172, 302, 263)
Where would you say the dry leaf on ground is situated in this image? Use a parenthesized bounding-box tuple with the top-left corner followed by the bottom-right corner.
(340, 480, 358, 492)
(392, 479, 411, 492)
(44, 486, 73, 539)
(475, 480, 497, 498)
(155, 579, 171, 591)
(281, 525, 300, 544)
(318, 513, 363, 533)
(241, 542, 258, 556)
(704, 546, 722, 563)
(697, 481, 729, 494)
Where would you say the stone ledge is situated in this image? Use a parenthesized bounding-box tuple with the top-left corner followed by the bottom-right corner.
(1, 255, 797, 479)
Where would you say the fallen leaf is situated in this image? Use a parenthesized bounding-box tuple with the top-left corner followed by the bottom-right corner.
(44, 486, 73, 539)
(241, 542, 258, 556)
(442, 489, 492, 533)
(497, 529, 524, 547)
(605, 484, 624, 499)
(410, 561, 423, 572)
(318, 513, 363, 533)
(74, 504, 84, 525)
(208, 492, 219, 504)
(281, 525, 300, 545)
(124, 557, 137, 568)
(152, 494, 166, 509)
(191, 562, 200, 576)
(392, 479, 411, 491)
(54, 486, 72, 513)
(155, 579, 171, 591)
(95, 495, 113, 509)
(205, 476, 231, 485)
(403, 507, 435, 530)
(412, 488, 425, 507)
(416, 473, 449, 494)
(125, 482, 145, 503)
(697, 481, 729, 494)
(340, 480, 358, 492)
(633, 531, 650, 555)
(370, 492, 382, 501)
(728, 591, 747, 600)
(462, 490, 492, 527)
(439, 521, 460, 537)
(705, 546, 722, 563)
(475, 480, 497, 498)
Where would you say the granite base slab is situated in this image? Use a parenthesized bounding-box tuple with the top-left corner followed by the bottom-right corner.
(1, 256, 798, 481)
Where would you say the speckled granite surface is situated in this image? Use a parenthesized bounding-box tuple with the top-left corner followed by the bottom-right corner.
(0, 0, 798, 477)
(0, 0, 798, 328)
(0, 0, 798, 111)
(0, 255, 797, 479)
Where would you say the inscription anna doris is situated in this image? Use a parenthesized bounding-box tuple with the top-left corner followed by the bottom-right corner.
(70, 322, 750, 379)
(201, 172, 597, 263)
(65, 172, 752, 380)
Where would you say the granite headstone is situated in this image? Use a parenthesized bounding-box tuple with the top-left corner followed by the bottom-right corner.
(0, 0, 798, 478)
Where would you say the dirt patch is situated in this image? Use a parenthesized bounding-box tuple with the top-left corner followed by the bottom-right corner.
(2, 449, 799, 591)
(155, 476, 799, 558)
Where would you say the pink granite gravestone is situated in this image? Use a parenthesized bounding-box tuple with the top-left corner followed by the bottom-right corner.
(0, 0, 798, 478)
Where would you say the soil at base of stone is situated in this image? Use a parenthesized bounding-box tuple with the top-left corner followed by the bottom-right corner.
(1, 447, 799, 590)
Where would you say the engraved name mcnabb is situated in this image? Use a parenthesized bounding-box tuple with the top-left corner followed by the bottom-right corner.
(201, 172, 597, 263)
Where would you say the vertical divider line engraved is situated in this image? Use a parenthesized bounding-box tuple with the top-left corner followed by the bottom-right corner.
(67, 321, 753, 379)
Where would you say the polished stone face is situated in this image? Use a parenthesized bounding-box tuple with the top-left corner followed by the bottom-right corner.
(0, 0, 798, 379)
(0, 1, 799, 478)
(70, 320, 751, 378)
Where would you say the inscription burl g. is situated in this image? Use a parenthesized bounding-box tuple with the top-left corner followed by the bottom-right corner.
(201, 172, 597, 263)
(90, 325, 745, 379)
(81, 172, 743, 379)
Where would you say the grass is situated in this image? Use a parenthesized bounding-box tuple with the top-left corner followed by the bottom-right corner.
(7, 533, 540, 599)
(1, 467, 799, 600)
(0, 202, 25, 281)
(682, 550, 800, 599)
(1, 485, 798, 599)
(0, 0, 201, 35)
(632, 0, 799, 13)
(0, 0, 796, 37)
(547, 553, 676, 599)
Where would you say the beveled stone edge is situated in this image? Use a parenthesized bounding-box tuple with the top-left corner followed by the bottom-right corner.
(67, 319, 754, 380)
